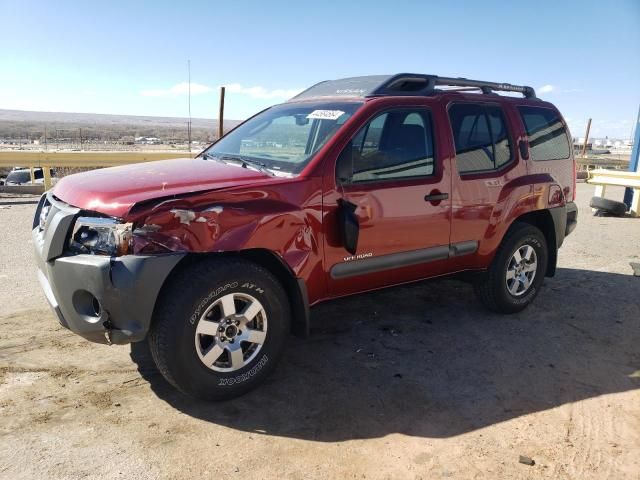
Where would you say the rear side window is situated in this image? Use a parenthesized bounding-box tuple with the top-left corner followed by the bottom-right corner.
(448, 104, 513, 174)
(518, 106, 570, 161)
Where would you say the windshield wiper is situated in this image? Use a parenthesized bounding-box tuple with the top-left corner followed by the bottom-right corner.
(203, 153, 274, 176)
(221, 155, 275, 176)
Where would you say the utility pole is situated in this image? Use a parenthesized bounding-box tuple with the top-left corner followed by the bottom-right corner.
(581, 118, 592, 157)
(79, 128, 83, 150)
(623, 105, 640, 209)
(44, 126, 47, 151)
(218, 86, 225, 140)
(187, 59, 192, 153)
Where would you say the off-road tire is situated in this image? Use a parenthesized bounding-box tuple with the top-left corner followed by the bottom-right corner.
(148, 257, 290, 401)
(474, 223, 548, 313)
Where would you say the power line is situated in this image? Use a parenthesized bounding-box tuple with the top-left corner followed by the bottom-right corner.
(188, 59, 192, 153)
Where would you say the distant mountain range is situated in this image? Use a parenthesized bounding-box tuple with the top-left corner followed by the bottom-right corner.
(0, 109, 242, 142)
(0, 109, 240, 129)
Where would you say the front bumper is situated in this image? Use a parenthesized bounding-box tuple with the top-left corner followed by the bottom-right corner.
(33, 193, 184, 345)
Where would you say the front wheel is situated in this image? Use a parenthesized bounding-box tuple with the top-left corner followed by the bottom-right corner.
(474, 223, 548, 313)
(148, 257, 290, 401)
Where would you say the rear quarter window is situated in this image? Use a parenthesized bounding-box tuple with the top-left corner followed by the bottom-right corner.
(518, 106, 570, 161)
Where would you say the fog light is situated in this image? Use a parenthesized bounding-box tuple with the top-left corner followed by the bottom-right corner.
(72, 290, 103, 323)
(91, 297, 101, 317)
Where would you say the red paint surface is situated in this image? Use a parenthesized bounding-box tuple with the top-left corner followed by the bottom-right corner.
(52, 93, 574, 306)
(53, 158, 272, 217)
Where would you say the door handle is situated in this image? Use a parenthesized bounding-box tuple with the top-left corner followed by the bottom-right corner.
(424, 192, 449, 202)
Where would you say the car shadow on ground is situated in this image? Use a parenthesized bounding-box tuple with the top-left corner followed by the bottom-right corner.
(130, 267, 640, 441)
(0, 200, 40, 205)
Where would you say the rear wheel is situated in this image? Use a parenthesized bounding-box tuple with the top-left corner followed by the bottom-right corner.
(474, 223, 548, 313)
(148, 257, 290, 401)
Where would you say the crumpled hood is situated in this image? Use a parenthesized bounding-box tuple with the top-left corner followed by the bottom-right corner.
(52, 157, 271, 217)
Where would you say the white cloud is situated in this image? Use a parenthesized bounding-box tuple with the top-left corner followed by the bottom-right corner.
(140, 82, 302, 100)
(140, 82, 212, 97)
(223, 83, 303, 99)
(538, 84, 555, 94)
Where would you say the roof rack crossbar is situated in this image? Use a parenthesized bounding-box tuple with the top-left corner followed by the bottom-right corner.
(368, 74, 536, 99)
(434, 76, 536, 98)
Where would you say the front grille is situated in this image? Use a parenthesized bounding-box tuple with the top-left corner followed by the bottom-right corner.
(33, 192, 80, 261)
(32, 193, 48, 230)
(38, 199, 51, 231)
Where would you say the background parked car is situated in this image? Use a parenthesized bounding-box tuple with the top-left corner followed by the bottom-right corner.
(4, 167, 56, 186)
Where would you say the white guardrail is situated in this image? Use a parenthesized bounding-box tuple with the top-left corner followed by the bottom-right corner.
(587, 169, 640, 217)
(0, 151, 197, 190)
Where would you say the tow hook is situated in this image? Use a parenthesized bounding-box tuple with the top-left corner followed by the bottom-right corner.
(103, 319, 114, 345)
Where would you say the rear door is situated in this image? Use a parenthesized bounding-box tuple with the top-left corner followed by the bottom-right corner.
(446, 100, 528, 268)
(323, 103, 453, 296)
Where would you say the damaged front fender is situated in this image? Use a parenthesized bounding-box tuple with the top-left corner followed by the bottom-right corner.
(127, 182, 324, 283)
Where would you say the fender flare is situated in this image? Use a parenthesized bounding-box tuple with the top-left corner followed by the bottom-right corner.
(238, 249, 310, 338)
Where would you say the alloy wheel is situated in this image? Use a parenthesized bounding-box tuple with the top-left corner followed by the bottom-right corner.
(505, 244, 538, 297)
(194, 293, 268, 372)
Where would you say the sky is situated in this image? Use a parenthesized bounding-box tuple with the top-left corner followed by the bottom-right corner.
(1, 0, 639, 139)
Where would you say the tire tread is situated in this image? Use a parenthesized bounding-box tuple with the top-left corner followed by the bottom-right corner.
(147, 257, 289, 399)
(474, 222, 547, 313)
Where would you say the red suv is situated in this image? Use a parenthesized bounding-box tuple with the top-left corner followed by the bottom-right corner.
(33, 74, 578, 400)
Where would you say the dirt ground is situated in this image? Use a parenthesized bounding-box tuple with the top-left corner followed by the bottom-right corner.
(0, 183, 639, 480)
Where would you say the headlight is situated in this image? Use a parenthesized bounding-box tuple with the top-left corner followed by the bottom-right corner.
(70, 216, 132, 256)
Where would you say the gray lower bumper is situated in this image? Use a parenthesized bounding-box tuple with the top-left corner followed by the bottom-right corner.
(565, 201, 578, 237)
(33, 227, 184, 345)
(549, 201, 578, 249)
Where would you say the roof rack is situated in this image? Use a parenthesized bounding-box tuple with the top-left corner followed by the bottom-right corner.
(289, 73, 536, 101)
(374, 74, 537, 98)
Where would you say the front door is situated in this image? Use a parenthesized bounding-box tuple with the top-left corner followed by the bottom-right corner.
(323, 106, 452, 296)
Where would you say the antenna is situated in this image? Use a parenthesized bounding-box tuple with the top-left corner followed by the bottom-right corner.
(188, 59, 192, 153)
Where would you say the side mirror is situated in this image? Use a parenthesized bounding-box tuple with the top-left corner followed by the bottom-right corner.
(338, 199, 359, 255)
(518, 139, 529, 160)
(336, 141, 353, 185)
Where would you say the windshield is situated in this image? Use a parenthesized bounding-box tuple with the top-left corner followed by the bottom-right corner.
(202, 101, 363, 174)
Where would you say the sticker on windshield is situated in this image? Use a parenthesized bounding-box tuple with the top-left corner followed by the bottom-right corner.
(306, 110, 345, 120)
